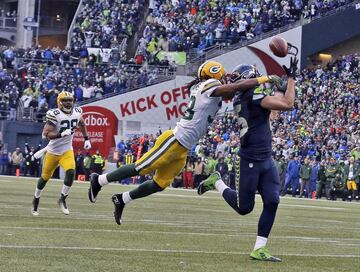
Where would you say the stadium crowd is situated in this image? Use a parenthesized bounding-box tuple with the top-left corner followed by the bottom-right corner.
(0, 45, 175, 121)
(70, 0, 144, 50)
(2, 53, 358, 201)
(137, 0, 353, 58)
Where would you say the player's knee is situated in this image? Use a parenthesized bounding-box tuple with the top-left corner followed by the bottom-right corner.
(41, 175, 50, 182)
(64, 169, 75, 187)
(238, 203, 254, 215)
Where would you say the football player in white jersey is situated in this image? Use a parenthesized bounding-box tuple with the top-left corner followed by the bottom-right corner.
(31, 91, 91, 216)
(88, 60, 281, 225)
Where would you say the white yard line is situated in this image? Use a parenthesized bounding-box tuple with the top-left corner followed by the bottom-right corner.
(0, 244, 359, 258)
(1, 226, 359, 243)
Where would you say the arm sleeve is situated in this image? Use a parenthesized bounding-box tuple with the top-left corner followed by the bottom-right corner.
(200, 79, 222, 98)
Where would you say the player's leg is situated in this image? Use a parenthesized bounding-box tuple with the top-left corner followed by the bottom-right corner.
(32, 152, 60, 216)
(198, 157, 259, 215)
(88, 130, 176, 203)
(250, 159, 281, 262)
(112, 141, 187, 225)
(58, 150, 76, 215)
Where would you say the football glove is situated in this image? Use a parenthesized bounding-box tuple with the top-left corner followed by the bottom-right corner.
(60, 129, 72, 137)
(268, 75, 282, 86)
(84, 140, 92, 150)
(282, 57, 298, 79)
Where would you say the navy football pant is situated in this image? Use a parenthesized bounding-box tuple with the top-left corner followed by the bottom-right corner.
(222, 157, 280, 238)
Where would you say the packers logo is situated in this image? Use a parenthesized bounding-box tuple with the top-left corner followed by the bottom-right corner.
(209, 65, 221, 74)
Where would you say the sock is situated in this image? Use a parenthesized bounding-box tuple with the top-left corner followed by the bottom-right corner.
(61, 185, 71, 196)
(106, 164, 139, 183)
(215, 179, 229, 195)
(254, 236, 268, 250)
(129, 180, 164, 200)
(122, 191, 132, 204)
(34, 188, 42, 198)
(98, 174, 109, 186)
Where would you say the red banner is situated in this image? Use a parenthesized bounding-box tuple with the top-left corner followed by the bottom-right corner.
(73, 106, 118, 157)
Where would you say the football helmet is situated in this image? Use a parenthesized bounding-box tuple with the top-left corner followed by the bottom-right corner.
(57, 91, 74, 113)
(197, 60, 225, 80)
(230, 64, 260, 82)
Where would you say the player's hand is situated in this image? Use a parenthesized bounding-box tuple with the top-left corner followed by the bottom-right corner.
(60, 129, 72, 137)
(282, 57, 298, 79)
(84, 140, 92, 150)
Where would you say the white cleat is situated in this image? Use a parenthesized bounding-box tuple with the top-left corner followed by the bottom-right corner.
(58, 195, 70, 215)
(31, 210, 39, 216)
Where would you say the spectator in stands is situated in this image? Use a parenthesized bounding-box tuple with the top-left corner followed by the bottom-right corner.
(183, 157, 194, 189)
(11, 147, 24, 175)
(24, 143, 41, 177)
(91, 150, 105, 174)
(0, 150, 9, 175)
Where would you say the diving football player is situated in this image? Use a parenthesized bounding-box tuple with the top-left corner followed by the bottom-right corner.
(88, 60, 282, 225)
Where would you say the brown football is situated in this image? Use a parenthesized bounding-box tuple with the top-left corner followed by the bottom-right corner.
(269, 36, 288, 58)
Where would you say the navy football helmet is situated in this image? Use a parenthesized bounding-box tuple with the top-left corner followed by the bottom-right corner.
(230, 64, 261, 82)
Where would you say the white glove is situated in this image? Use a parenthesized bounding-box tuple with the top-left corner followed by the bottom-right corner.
(60, 129, 72, 137)
(84, 139, 92, 150)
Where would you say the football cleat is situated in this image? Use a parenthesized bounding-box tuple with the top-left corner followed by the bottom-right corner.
(58, 194, 70, 215)
(88, 173, 101, 203)
(250, 247, 282, 262)
(112, 194, 125, 225)
(31, 197, 40, 216)
(197, 171, 221, 195)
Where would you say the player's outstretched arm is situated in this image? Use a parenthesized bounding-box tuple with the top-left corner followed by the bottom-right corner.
(260, 57, 298, 111)
(78, 117, 91, 150)
(211, 75, 281, 99)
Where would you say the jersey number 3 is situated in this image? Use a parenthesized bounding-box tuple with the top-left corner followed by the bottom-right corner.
(183, 96, 196, 120)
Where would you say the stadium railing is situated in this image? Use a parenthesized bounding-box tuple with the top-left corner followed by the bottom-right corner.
(0, 16, 17, 30)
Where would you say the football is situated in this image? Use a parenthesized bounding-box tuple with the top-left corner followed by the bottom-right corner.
(269, 36, 288, 58)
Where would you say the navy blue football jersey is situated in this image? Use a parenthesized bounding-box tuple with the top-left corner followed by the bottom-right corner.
(233, 86, 273, 161)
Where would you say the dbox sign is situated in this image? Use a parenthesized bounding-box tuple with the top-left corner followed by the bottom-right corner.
(73, 106, 118, 157)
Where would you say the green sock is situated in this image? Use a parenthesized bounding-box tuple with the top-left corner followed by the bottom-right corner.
(129, 180, 164, 200)
(37, 177, 47, 190)
(106, 164, 139, 182)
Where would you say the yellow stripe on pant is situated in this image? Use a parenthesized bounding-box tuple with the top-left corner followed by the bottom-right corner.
(135, 130, 188, 188)
(41, 150, 75, 181)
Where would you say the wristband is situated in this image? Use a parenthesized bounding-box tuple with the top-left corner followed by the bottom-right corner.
(84, 136, 89, 141)
(256, 76, 269, 85)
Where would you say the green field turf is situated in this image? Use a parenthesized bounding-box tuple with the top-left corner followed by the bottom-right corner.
(0, 176, 359, 272)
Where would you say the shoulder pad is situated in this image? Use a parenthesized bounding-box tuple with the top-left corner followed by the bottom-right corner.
(201, 79, 222, 94)
(73, 107, 83, 114)
(46, 109, 59, 124)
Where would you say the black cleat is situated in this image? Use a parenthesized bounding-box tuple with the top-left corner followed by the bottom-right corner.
(112, 194, 125, 225)
(88, 173, 101, 203)
(31, 197, 40, 216)
(58, 194, 70, 215)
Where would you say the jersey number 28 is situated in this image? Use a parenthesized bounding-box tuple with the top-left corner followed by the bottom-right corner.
(60, 119, 78, 134)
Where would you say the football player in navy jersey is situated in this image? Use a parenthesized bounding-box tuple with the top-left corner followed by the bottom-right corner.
(198, 57, 298, 262)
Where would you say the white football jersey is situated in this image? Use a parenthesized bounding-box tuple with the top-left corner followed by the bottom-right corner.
(44, 107, 83, 155)
(173, 78, 222, 150)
